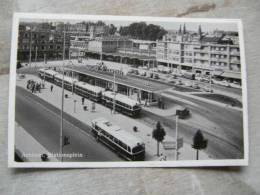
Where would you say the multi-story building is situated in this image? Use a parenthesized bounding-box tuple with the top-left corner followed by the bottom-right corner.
(17, 24, 70, 62)
(117, 39, 156, 58)
(87, 36, 132, 53)
(156, 31, 241, 82)
(88, 24, 109, 38)
(69, 36, 90, 58)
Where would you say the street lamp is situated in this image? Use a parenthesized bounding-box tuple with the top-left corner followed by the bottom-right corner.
(29, 29, 32, 67)
(60, 29, 66, 162)
(112, 71, 116, 114)
(175, 114, 179, 160)
(73, 99, 77, 113)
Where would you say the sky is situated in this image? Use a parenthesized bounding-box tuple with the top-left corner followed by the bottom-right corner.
(20, 18, 238, 32)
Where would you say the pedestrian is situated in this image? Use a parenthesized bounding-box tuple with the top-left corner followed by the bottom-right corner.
(31, 84, 35, 93)
(38, 83, 41, 93)
(50, 85, 53, 92)
(82, 97, 85, 105)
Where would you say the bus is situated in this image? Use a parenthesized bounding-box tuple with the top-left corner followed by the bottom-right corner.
(91, 118, 145, 161)
(102, 91, 141, 117)
(74, 81, 105, 102)
(54, 74, 77, 91)
(38, 68, 58, 83)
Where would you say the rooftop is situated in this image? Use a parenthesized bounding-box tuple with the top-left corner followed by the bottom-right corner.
(66, 65, 171, 92)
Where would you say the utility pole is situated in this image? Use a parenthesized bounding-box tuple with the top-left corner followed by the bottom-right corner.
(29, 29, 32, 67)
(34, 46, 38, 65)
(112, 70, 116, 114)
(209, 69, 212, 92)
(175, 114, 179, 160)
(60, 30, 66, 162)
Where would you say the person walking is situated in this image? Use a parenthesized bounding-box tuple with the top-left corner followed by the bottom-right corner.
(38, 83, 41, 93)
(82, 97, 85, 105)
(50, 85, 53, 92)
(31, 83, 35, 93)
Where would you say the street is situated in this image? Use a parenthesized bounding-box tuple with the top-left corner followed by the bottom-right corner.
(15, 86, 122, 162)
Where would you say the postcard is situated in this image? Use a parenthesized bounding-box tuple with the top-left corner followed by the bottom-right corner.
(8, 13, 248, 167)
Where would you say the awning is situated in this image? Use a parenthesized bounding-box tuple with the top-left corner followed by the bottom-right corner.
(214, 71, 241, 80)
(221, 72, 241, 79)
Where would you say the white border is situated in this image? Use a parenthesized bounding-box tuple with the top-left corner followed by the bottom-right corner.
(8, 13, 249, 168)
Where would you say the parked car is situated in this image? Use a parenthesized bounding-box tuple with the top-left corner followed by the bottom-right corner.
(176, 80, 183, 85)
(192, 83, 200, 89)
(203, 86, 213, 92)
(154, 74, 160, 79)
(184, 81, 192, 87)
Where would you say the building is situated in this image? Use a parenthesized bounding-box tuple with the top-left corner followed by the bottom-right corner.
(156, 27, 241, 82)
(88, 23, 109, 38)
(70, 36, 90, 58)
(17, 24, 70, 62)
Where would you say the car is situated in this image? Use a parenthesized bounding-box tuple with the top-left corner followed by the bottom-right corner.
(176, 107, 190, 119)
(153, 74, 160, 79)
(184, 81, 192, 87)
(176, 80, 183, 85)
(192, 83, 200, 89)
(166, 77, 176, 83)
(203, 86, 213, 92)
(18, 74, 25, 79)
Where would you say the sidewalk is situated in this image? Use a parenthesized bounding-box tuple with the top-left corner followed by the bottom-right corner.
(16, 74, 210, 161)
(15, 123, 58, 162)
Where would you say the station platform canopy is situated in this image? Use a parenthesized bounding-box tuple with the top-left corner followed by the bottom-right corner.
(66, 65, 171, 93)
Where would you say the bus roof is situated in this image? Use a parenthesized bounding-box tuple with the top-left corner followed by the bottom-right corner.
(38, 68, 58, 76)
(54, 74, 77, 83)
(92, 118, 144, 148)
(75, 81, 105, 93)
(103, 91, 139, 107)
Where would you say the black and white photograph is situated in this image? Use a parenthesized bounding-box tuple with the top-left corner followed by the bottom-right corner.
(8, 13, 248, 167)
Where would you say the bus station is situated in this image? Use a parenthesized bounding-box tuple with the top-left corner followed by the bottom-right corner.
(64, 65, 173, 106)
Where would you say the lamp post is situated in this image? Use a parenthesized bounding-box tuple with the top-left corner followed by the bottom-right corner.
(175, 114, 179, 160)
(60, 29, 66, 162)
(29, 29, 32, 67)
(112, 70, 116, 114)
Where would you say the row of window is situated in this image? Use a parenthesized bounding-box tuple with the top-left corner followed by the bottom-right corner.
(94, 126, 131, 152)
(75, 86, 100, 97)
(103, 96, 135, 110)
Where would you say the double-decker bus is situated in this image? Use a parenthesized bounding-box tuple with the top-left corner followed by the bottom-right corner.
(91, 118, 145, 161)
(101, 91, 141, 117)
(38, 68, 58, 82)
(74, 81, 104, 102)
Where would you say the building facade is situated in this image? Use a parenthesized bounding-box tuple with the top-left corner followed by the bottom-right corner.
(17, 24, 70, 62)
(156, 32, 241, 81)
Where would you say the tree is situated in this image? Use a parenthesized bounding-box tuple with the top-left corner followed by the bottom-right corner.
(192, 130, 208, 160)
(17, 61, 22, 69)
(108, 24, 117, 35)
(118, 22, 166, 41)
(152, 121, 166, 156)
